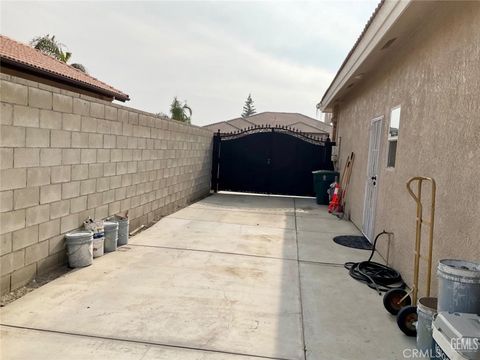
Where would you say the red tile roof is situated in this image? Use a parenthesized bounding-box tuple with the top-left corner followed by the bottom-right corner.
(0, 35, 129, 102)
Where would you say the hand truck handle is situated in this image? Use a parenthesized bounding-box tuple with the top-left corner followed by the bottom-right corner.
(405, 176, 436, 301)
(406, 176, 436, 203)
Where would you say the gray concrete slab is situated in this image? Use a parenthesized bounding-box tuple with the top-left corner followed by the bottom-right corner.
(170, 206, 296, 229)
(293, 198, 332, 218)
(0, 246, 303, 360)
(132, 217, 297, 260)
(1, 193, 414, 360)
(0, 326, 263, 360)
(294, 197, 385, 264)
(300, 263, 415, 360)
(192, 193, 295, 215)
(296, 215, 361, 234)
(297, 231, 384, 265)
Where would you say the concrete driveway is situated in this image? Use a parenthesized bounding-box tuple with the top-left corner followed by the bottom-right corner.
(0, 193, 414, 360)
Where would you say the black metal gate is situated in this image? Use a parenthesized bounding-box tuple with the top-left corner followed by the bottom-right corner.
(211, 125, 334, 196)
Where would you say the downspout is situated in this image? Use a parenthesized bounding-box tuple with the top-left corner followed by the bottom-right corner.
(331, 104, 339, 142)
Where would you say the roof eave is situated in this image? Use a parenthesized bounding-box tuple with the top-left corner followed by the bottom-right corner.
(319, 0, 411, 112)
(0, 57, 130, 102)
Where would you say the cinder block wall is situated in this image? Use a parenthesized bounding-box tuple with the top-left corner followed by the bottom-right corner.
(0, 74, 213, 294)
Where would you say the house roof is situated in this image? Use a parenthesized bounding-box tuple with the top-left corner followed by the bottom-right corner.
(288, 121, 329, 133)
(318, 0, 427, 112)
(227, 117, 255, 129)
(0, 35, 129, 102)
(319, 0, 385, 109)
(210, 121, 240, 133)
(204, 112, 331, 134)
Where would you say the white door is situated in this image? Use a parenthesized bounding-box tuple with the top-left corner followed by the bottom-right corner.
(362, 116, 383, 241)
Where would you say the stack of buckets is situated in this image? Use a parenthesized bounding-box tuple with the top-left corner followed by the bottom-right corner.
(64, 215, 129, 268)
(417, 259, 480, 358)
(107, 215, 129, 248)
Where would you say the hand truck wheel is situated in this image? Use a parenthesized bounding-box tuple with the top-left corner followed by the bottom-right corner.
(396, 305, 417, 337)
(383, 289, 411, 315)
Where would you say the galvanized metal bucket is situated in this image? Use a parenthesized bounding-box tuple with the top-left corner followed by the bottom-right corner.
(437, 259, 480, 314)
(103, 221, 118, 253)
(108, 216, 129, 246)
(417, 297, 437, 352)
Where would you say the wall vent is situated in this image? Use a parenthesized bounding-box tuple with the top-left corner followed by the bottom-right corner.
(381, 37, 397, 50)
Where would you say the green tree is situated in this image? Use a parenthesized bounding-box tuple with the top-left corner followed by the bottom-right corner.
(30, 34, 87, 73)
(241, 93, 256, 118)
(170, 97, 192, 124)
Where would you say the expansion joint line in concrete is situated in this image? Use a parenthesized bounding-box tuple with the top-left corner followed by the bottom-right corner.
(128, 243, 298, 262)
(189, 205, 296, 217)
(128, 244, 350, 267)
(0, 324, 295, 360)
(293, 199, 307, 360)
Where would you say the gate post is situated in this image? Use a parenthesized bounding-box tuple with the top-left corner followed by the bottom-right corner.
(211, 130, 221, 192)
(324, 137, 334, 170)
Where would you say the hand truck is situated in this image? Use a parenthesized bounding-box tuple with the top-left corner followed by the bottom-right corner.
(382, 176, 436, 337)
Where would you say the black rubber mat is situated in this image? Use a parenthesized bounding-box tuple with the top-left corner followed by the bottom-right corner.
(333, 235, 373, 250)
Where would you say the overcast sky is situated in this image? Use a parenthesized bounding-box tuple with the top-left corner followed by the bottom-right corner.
(1, 1, 377, 126)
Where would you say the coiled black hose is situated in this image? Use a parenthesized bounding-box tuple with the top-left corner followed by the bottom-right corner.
(344, 231, 405, 295)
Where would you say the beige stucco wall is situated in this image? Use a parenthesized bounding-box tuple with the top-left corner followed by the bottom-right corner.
(0, 74, 213, 294)
(334, 2, 480, 294)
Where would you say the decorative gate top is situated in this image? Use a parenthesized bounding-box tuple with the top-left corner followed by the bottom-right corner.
(216, 124, 330, 145)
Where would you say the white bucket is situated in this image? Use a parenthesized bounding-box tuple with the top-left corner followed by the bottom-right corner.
(65, 231, 93, 268)
(92, 236, 104, 258)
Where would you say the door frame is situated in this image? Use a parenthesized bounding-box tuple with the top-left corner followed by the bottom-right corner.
(362, 116, 384, 242)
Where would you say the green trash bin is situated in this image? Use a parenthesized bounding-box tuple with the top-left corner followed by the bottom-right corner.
(312, 170, 339, 205)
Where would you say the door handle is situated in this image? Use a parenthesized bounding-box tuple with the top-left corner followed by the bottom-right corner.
(371, 176, 377, 181)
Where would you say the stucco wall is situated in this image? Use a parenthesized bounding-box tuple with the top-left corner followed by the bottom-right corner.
(0, 74, 213, 294)
(334, 2, 480, 294)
